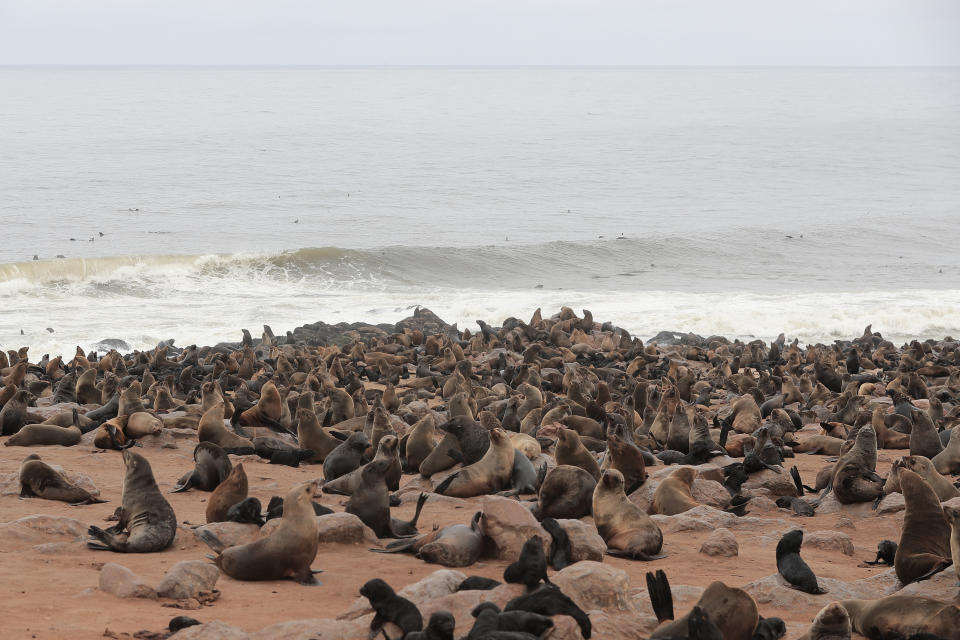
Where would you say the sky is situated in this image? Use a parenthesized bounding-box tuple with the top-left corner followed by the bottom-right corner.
(1, 0, 958, 66)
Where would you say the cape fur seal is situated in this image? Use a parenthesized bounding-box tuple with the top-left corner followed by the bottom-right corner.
(555, 427, 601, 481)
(206, 463, 248, 523)
(840, 595, 960, 639)
(434, 428, 515, 498)
(4, 423, 81, 447)
(199, 481, 320, 584)
(801, 601, 851, 640)
(197, 402, 255, 453)
(533, 465, 596, 520)
(359, 578, 423, 638)
(374, 511, 484, 567)
(173, 442, 232, 493)
(648, 571, 759, 640)
(650, 467, 701, 516)
(19, 454, 106, 504)
(776, 530, 826, 594)
(87, 449, 176, 553)
(894, 468, 952, 584)
(592, 469, 663, 560)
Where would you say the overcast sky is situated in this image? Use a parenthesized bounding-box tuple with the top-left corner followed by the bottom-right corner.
(1, 0, 958, 66)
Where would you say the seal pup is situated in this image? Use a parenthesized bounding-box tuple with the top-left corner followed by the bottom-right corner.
(405, 611, 455, 640)
(532, 465, 596, 521)
(776, 530, 826, 594)
(358, 578, 423, 639)
(206, 463, 248, 523)
(800, 601, 851, 640)
(457, 576, 501, 591)
(895, 468, 952, 585)
(172, 442, 233, 493)
(592, 469, 663, 560)
(87, 449, 176, 553)
(504, 584, 591, 639)
(541, 517, 572, 570)
(19, 454, 106, 504)
(199, 481, 320, 584)
(469, 602, 554, 637)
(503, 536, 551, 591)
(862, 540, 897, 566)
(226, 497, 264, 526)
(434, 428, 515, 498)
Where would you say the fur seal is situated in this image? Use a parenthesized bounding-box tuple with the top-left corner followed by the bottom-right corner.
(375, 511, 484, 567)
(0, 389, 32, 435)
(943, 505, 960, 587)
(206, 463, 248, 523)
(801, 601, 851, 640)
(226, 497, 264, 526)
(541, 517, 572, 570)
(776, 530, 826, 594)
(533, 465, 596, 520)
(895, 468, 952, 584)
(197, 402, 255, 453)
(322, 431, 370, 481)
(555, 427, 601, 480)
(503, 536, 550, 591)
(400, 412, 437, 472)
(504, 584, 591, 639)
(18, 454, 106, 504)
(322, 434, 401, 495)
(439, 416, 489, 465)
(592, 469, 663, 560)
(359, 578, 423, 638)
(932, 424, 960, 475)
(4, 423, 81, 447)
(406, 611, 454, 640)
(200, 481, 320, 584)
(346, 460, 422, 539)
(87, 449, 176, 552)
(897, 455, 960, 500)
(650, 467, 701, 516)
(648, 572, 759, 640)
(910, 409, 944, 459)
(173, 442, 233, 493)
(840, 595, 960, 639)
(434, 428, 514, 498)
(601, 432, 647, 494)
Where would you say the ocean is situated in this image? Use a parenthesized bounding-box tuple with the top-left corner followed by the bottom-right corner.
(1, 66, 958, 355)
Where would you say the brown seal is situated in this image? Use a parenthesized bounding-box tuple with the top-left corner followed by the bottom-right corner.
(198, 402, 255, 452)
(932, 424, 960, 474)
(650, 467, 700, 516)
(117, 381, 147, 416)
(401, 412, 437, 472)
(894, 468, 951, 584)
(840, 595, 960, 639)
(555, 427, 601, 480)
(592, 469, 663, 559)
(238, 380, 283, 427)
(123, 412, 163, 438)
(75, 367, 100, 405)
(200, 481, 320, 584)
(87, 449, 177, 552)
(943, 504, 960, 587)
(346, 459, 415, 539)
(19, 454, 106, 504)
(601, 433, 647, 495)
(206, 463, 248, 523)
(373, 512, 484, 568)
(832, 460, 884, 505)
(533, 464, 597, 520)
(323, 435, 401, 495)
(434, 428, 515, 498)
(296, 407, 341, 463)
(792, 435, 845, 456)
(0, 389, 32, 435)
(173, 442, 232, 493)
(800, 601, 851, 640)
(650, 579, 759, 640)
(886, 456, 960, 501)
(5, 423, 81, 447)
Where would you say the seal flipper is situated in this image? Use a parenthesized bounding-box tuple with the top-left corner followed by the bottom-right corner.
(197, 528, 227, 554)
(688, 606, 722, 640)
(171, 471, 195, 493)
(645, 569, 674, 623)
(370, 538, 418, 554)
(434, 472, 459, 496)
(790, 465, 804, 496)
(87, 525, 116, 551)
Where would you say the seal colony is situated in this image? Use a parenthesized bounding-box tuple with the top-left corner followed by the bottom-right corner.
(2, 306, 960, 638)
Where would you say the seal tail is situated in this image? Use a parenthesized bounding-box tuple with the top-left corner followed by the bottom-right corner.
(790, 465, 804, 496)
(433, 472, 459, 496)
(645, 570, 674, 623)
(197, 529, 227, 554)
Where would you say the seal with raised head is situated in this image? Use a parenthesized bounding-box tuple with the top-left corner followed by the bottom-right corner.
(359, 578, 423, 639)
(434, 428, 515, 498)
(19, 454, 106, 504)
(932, 424, 960, 475)
(894, 468, 952, 584)
(197, 402, 255, 453)
(173, 442, 233, 493)
(800, 601, 851, 640)
(650, 467, 701, 516)
(601, 432, 647, 494)
(555, 427, 601, 481)
(776, 530, 826, 594)
(323, 434, 400, 495)
(199, 481, 320, 584)
(296, 407, 341, 463)
(87, 449, 177, 553)
(592, 469, 663, 560)
(322, 431, 370, 481)
(206, 463, 248, 523)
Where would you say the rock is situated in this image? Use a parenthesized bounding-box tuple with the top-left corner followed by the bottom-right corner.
(803, 530, 854, 556)
(314, 513, 380, 545)
(394, 307, 455, 338)
(630, 475, 730, 512)
(742, 574, 817, 610)
(814, 492, 876, 516)
(555, 519, 606, 562)
(699, 527, 738, 557)
(251, 618, 366, 640)
(546, 615, 588, 640)
(633, 583, 704, 618)
(0, 472, 20, 496)
(156, 561, 220, 599)
(835, 515, 856, 530)
(94, 338, 131, 351)
(481, 582, 527, 609)
(647, 464, 724, 484)
(590, 611, 660, 638)
(742, 469, 798, 497)
(652, 506, 768, 533)
(99, 563, 157, 599)
(193, 522, 260, 548)
(0, 514, 88, 550)
(480, 495, 549, 561)
(169, 621, 249, 639)
(417, 590, 487, 635)
(551, 561, 634, 612)
(875, 492, 905, 514)
(896, 568, 954, 600)
(744, 571, 897, 611)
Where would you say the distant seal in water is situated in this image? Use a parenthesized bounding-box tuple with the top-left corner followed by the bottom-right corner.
(374, 511, 484, 567)
(19, 454, 106, 504)
(533, 465, 596, 520)
(4, 423, 81, 447)
(839, 595, 960, 639)
(894, 468, 952, 585)
(206, 463, 248, 523)
(592, 468, 663, 560)
(555, 427, 601, 481)
(802, 601, 851, 640)
(776, 530, 826, 594)
(434, 428, 515, 498)
(172, 442, 233, 493)
(87, 449, 177, 552)
(199, 481, 320, 584)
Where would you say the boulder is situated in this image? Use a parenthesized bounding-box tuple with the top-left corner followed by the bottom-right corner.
(875, 492, 905, 514)
(99, 563, 157, 599)
(551, 561, 634, 612)
(554, 519, 606, 562)
(0, 514, 88, 550)
(169, 621, 249, 639)
(699, 528, 738, 557)
(258, 513, 380, 546)
(742, 470, 798, 497)
(480, 496, 549, 561)
(193, 522, 260, 548)
(157, 560, 220, 600)
(803, 530, 854, 556)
